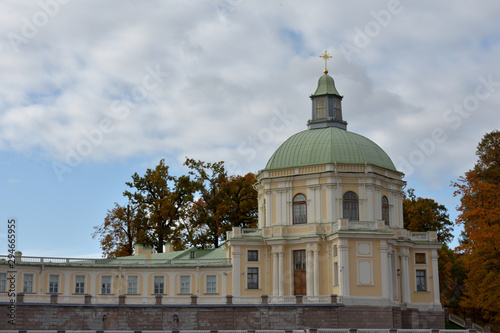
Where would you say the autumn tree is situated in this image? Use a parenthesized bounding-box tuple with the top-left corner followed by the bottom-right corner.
(184, 158, 258, 248)
(453, 130, 500, 328)
(438, 244, 466, 308)
(92, 202, 146, 258)
(223, 172, 258, 228)
(124, 159, 196, 253)
(403, 188, 453, 243)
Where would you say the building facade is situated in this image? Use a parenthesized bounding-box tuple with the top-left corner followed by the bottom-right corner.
(0, 68, 442, 313)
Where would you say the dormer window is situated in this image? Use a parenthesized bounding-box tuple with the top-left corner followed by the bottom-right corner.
(190, 250, 195, 259)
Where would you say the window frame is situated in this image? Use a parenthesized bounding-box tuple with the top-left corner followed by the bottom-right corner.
(153, 275, 165, 295)
(127, 275, 138, 294)
(343, 191, 359, 221)
(415, 252, 427, 264)
(316, 97, 326, 119)
(74, 275, 85, 294)
(294, 250, 306, 270)
(247, 267, 259, 290)
(23, 273, 34, 293)
(49, 274, 59, 294)
(333, 261, 339, 286)
(180, 275, 191, 294)
(293, 194, 307, 224)
(415, 269, 427, 292)
(206, 275, 217, 294)
(332, 244, 338, 258)
(101, 275, 112, 295)
(382, 196, 390, 225)
(247, 250, 259, 262)
(0, 273, 6, 292)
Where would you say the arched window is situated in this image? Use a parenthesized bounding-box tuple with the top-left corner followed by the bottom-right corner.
(293, 194, 307, 224)
(382, 196, 390, 225)
(343, 191, 359, 221)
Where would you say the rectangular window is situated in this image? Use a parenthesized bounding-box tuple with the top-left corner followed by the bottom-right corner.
(333, 244, 338, 257)
(247, 268, 259, 289)
(333, 262, 339, 286)
(101, 275, 111, 294)
(75, 275, 85, 294)
(23, 274, 34, 293)
(206, 275, 217, 294)
(127, 276, 138, 294)
(293, 203, 307, 224)
(416, 270, 427, 291)
(247, 250, 258, 262)
(0, 273, 6, 292)
(415, 253, 426, 264)
(154, 276, 164, 294)
(49, 274, 59, 293)
(180, 275, 191, 294)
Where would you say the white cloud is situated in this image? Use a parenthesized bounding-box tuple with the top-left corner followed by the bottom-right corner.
(0, 0, 499, 192)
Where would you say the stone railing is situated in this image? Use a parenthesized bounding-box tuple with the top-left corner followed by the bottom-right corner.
(5, 294, 343, 306)
(333, 219, 386, 231)
(228, 227, 263, 239)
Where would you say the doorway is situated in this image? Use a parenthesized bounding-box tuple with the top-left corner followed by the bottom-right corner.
(293, 250, 306, 295)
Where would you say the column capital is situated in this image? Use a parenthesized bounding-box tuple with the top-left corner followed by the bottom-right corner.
(431, 249, 439, 260)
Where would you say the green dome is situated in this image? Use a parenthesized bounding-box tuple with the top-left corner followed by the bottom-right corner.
(312, 74, 340, 96)
(264, 127, 397, 171)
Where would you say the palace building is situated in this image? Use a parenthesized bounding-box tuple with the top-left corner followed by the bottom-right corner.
(0, 57, 442, 316)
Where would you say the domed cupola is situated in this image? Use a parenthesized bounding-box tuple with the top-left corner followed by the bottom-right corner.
(264, 51, 399, 173)
(307, 51, 347, 130)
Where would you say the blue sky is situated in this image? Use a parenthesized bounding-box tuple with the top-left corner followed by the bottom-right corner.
(1, 1, 499, 257)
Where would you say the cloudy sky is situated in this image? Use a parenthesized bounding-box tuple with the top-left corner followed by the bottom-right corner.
(0, 1, 499, 257)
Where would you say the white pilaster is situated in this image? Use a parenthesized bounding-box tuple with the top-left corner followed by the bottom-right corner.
(380, 240, 390, 299)
(222, 271, 227, 296)
(265, 190, 272, 227)
(365, 184, 375, 221)
(277, 190, 283, 225)
(306, 249, 313, 295)
(431, 249, 441, 306)
(339, 238, 350, 296)
(272, 251, 278, 296)
(278, 251, 284, 296)
(388, 250, 393, 301)
(232, 248, 241, 296)
(313, 249, 319, 295)
(401, 250, 410, 304)
(326, 185, 333, 222)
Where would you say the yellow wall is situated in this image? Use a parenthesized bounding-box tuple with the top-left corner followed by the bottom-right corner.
(348, 239, 382, 297)
(409, 249, 434, 303)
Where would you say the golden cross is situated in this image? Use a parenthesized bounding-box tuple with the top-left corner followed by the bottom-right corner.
(319, 50, 332, 74)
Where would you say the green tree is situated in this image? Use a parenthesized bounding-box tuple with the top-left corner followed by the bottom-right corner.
(124, 159, 196, 253)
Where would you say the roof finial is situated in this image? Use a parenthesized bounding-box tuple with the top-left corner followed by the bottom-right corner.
(319, 50, 332, 74)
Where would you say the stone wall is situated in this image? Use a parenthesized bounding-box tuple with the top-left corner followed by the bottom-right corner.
(0, 304, 444, 330)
